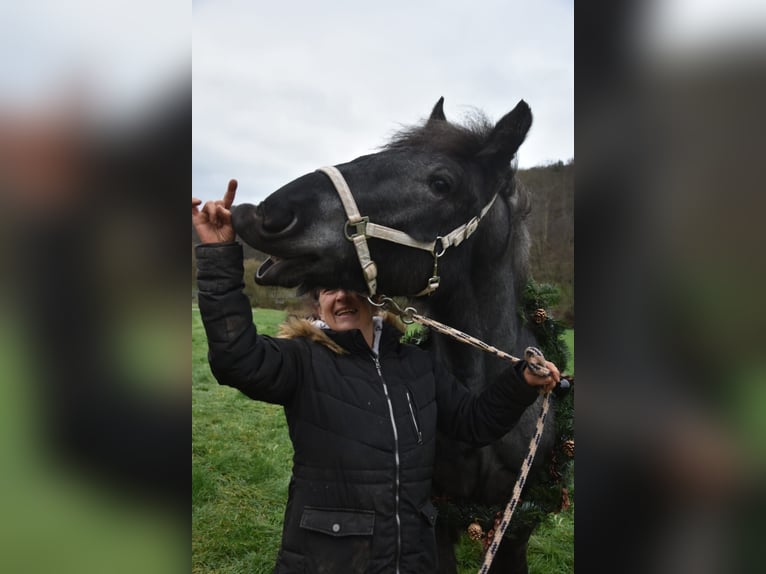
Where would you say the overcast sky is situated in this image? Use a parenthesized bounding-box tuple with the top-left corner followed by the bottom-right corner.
(192, 0, 574, 205)
(3, 2, 762, 208)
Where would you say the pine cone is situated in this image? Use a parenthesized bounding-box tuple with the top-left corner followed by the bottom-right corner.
(467, 522, 483, 541)
(533, 308, 547, 324)
(562, 439, 574, 458)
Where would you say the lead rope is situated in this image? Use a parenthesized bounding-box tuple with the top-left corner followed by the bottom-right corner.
(369, 296, 556, 574)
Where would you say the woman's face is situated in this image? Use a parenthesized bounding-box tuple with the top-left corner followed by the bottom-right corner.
(317, 289, 375, 333)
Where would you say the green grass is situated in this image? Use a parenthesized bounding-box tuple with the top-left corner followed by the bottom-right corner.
(192, 309, 573, 573)
(193, 307, 289, 573)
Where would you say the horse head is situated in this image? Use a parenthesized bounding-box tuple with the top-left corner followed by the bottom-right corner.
(232, 98, 532, 299)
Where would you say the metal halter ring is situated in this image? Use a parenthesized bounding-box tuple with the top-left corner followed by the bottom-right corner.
(433, 236, 447, 258)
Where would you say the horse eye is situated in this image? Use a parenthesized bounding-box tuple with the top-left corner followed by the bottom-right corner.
(429, 177, 451, 194)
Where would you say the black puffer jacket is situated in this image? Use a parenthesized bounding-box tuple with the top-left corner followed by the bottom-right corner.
(196, 243, 539, 574)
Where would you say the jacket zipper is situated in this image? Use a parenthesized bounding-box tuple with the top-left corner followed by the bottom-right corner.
(372, 353, 401, 574)
(405, 390, 423, 445)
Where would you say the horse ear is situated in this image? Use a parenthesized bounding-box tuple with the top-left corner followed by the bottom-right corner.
(427, 97, 446, 123)
(478, 100, 532, 164)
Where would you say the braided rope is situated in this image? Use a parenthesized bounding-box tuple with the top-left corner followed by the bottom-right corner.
(478, 393, 551, 573)
(406, 313, 551, 376)
(372, 298, 552, 573)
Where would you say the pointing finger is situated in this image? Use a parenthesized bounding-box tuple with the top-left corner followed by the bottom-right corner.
(223, 179, 237, 209)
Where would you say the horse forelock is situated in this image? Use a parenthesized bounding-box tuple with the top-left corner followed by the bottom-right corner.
(382, 110, 494, 159)
(382, 111, 524, 207)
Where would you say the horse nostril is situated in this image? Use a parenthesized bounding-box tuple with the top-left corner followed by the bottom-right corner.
(232, 200, 298, 242)
(260, 202, 296, 234)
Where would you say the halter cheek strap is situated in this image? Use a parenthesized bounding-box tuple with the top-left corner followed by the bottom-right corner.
(317, 165, 497, 297)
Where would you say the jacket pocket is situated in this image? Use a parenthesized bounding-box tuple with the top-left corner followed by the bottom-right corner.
(299, 507, 375, 573)
(419, 499, 438, 527)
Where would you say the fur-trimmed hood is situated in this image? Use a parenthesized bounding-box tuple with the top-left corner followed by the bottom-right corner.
(277, 311, 406, 355)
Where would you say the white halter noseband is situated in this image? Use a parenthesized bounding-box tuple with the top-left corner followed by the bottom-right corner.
(317, 165, 498, 297)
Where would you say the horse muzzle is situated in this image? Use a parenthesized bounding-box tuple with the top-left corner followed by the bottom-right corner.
(231, 202, 261, 248)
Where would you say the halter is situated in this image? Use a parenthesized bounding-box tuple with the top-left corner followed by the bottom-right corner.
(317, 165, 498, 296)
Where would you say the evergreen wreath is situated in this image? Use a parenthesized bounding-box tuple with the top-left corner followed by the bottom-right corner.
(400, 280, 574, 547)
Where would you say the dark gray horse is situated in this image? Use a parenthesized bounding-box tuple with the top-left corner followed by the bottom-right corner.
(232, 98, 557, 573)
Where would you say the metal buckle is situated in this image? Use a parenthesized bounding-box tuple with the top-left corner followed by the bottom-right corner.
(344, 216, 369, 240)
(426, 275, 440, 291)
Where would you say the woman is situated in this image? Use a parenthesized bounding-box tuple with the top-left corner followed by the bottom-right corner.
(192, 181, 559, 573)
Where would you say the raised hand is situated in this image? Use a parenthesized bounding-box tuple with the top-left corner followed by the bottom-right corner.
(192, 179, 238, 244)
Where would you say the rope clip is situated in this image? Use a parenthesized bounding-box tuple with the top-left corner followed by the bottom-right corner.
(367, 295, 418, 324)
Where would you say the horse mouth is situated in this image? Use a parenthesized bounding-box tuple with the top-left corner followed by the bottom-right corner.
(255, 254, 319, 287)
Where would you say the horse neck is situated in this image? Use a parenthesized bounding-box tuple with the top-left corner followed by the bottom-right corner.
(419, 250, 535, 388)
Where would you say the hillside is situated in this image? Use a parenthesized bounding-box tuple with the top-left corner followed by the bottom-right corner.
(518, 160, 574, 324)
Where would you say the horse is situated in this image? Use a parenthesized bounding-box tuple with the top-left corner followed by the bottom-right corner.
(232, 97, 559, 573)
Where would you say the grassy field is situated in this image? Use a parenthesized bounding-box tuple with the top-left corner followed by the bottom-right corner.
(562, 329, 574, 375)
(192, 308, 573, 573)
